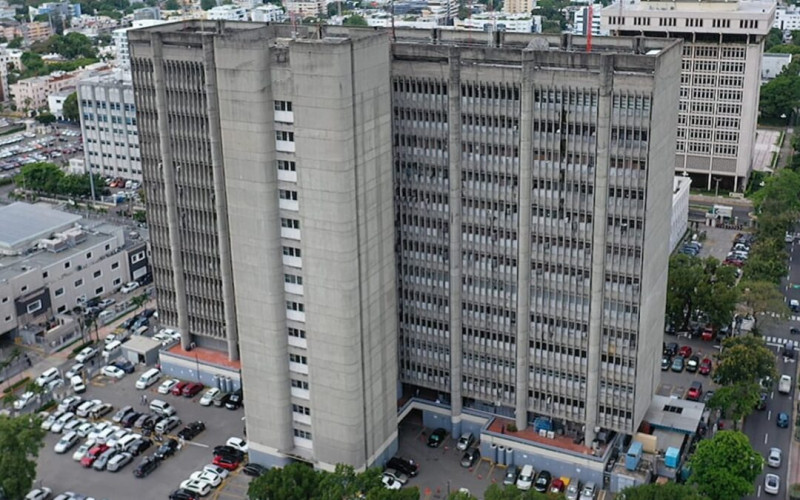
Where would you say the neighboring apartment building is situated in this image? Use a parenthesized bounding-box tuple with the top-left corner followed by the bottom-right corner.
(207, 5, 248, 20)
(0, 202, 149, 343)
(28, 2, 81, 22)
(10, 71, 78, 110)
(504, 0, 533, 14)
(774, 6, 800, 31)
(250, 4, 284, 22)
(602, 0, 775, 192)
(0, 46, 22, 102)
(454, 13, 541, 32)
(77, 71, 142, 182)
(47, 87, 74, 119)
(112, 19, 168, 68)
(283, 0, 325, 16)
(671, 176, 691, 251)
(129, 21, 680, 480)
(573, 4, 605, 35)
(22, 21, 53, 42)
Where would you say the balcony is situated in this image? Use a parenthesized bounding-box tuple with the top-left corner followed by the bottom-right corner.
(276, 140, 295, 153)
(274, 110, 294, 123)
(278, 169, 297, 183)
(281, 227, 301, 240)
(282, 255, 302, 268)
(279, 199, 299, 212)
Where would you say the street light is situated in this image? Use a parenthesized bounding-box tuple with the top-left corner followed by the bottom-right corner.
(189, 342, 200, 383)
(713, 177, 722, 198)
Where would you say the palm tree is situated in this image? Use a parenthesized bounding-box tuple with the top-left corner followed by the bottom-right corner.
(130, 293, 149, 312)
(0, 347, 21, 390)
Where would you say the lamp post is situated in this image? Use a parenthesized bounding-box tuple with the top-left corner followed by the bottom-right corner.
(190, 342, 200, 383)
(713, 177, 722, 198)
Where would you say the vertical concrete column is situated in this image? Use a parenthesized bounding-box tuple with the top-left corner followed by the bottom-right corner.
(514, 58, 534, 431)
(152, 33, 190, 348)
(448, 48, 463, 432)
(203, 37, 240, 361)
(584, 55, 613, 446)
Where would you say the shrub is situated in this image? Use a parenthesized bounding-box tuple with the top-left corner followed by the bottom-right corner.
(2, 376, 30, 394)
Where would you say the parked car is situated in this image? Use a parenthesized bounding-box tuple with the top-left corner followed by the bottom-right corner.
(98, 298, 116, 309)
(155, 416, 181, 434)
(460, 448, 480, 468)
(75, 346, 98, 363)
(35, 367, 60, 387)
(534, 470, 552, 493)
(199, 388, 220, 406)
(54, 431, 80, 454)
(381, 475, 402, 491)
(427, 428, 446, 448)
(678, 345, 692, 358)
(177, 421, 206, 441)
(386, 456, 419, 477)
(687, 381, 703, 401)
(172, 381, 189, 396)
(14, 391, 36, 410)
(112, 358, 136, 374)
(101, 365, 126, 379)
(242, 463, 268, 477)
(579, 481, 597, 500)
(159, 379, 181, 395)
(72, 439, 96, 461)
(25, 488, 52, 500)
(169, 489, 198, 500)
(182, 382, 204, 398)
(121, 411, 143, 428)
(213, 445, 244, 462)
(121, 281, 140, 294)
(456, 432, 475, 451)
(107, 451, 134, 472)
(226, 437, 248, 453)
(112, 406, 135, 423)
(155, 438, 179, 459)
(699, 358, 713, 376)
(670, 356, 685, 373)
(661, 355, 671, 371)
(128, 438, 153, 457)
(76, 400, 101, 418)
(663, 342, 678, 357)
(80, 444, 109, 468)
(65, 363, 85, 380)
(41, 411, 64, 431)
(686, 355, 700, 373)
(57, 396, 82, 414)
(504, 466, 520, 486)
(225, 389, 243, 410)
(133, 456, 160, 477)
(383, 469, 409, 485)
(212, 454, 240, 470)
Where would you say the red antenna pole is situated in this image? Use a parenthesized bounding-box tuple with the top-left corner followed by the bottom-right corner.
(586, 4, 593, 52)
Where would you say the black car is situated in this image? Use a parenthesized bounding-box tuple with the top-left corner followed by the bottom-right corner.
(112, 359, 136, 374)
(242, 463, 268, 477)
(140, 308, 157, 319)
(225, 389, 243, 410)
(128, 438, 152, 456)
(154, 438, 179, 460)
(534, 470, 552, 492)
(792, 327, 800, 335)
(177, 421, 206, 441)
(427, 428, 447, 448)
(213, 445, 244, 462)
(169, 490, 198, 500)
(121, 411, 142, 428)
(121, 317, 137, 330)
(460, 448, 480, 468)
(386, 456, 419, 477)
(135, 414, 154, 430)
(133, 456, 160, 478)
(142, 414, 165, 433)
(663, 342, 678, 357)
(661, 355, 671, 371)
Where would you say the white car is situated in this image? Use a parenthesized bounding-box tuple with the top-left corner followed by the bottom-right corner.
(88, 421, 112, 440)
(180, 479, 212, 497)
(13, 391, 35, 410)
(63, 417, 86, 434)
(75, 347, 98, 363)
(73, 439, 96, 461)
(768, 448, 782, 468)
(25, 488, 52, 500)
(76, 421, 95, 437)
(57, 396, 81, 413)
(41, 411, 63, 431)
(121, 281, 140, 294)
(106, 429, 130, 449)
(381, 475, 402, 490)
(203, 464, 230, 479)
(76, 399, 102, 418)
(70, 376, 86, 394)
(51, 412, 76, 433)
(95, 426, 120, 444)
(226, 436, 248, 453)
(101, 365, 126, 379)
(46, 378, 64, 392)
(199, 388, 220, 406)
(98, 298, 116, 309)
(765, 474, 780, 495)
(106, 451, 133, 472)
(54, 431, 80, 453)
(158, 378, 180, 395)
(35, 367, 60, 387)
(190, 469, 223, 487)
(65, 363, 84, 379)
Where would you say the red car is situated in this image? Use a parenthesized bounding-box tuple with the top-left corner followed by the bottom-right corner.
(172, 381, 189, 396)
(701, 327, 715, 341)
(687, 381, 702, 401)
(699, 358, 713, 375)
(182, 383, 204, 398)
(678, 345, 692, 358)
(80, 444, 109, 468)
(212, 454, 240, 470)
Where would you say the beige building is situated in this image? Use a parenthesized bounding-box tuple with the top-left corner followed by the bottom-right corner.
(283, 0, 324, 16)
(505, 0, 534, 15)
(22, 21, 53, 42)
(10, 71, 80, 110)
(602, 0, 775, 192)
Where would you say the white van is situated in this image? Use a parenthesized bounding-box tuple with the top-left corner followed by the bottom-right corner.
(98, 310, 115, 325)
(516, 464, 535, 491)
(149, 399, 176, 417)
(103, 340, 122, 359)
(135, 368, 161, 390)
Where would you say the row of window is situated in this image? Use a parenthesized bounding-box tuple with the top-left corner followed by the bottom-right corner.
(81, 100, 135, 112)
(82, 114, 137, 125)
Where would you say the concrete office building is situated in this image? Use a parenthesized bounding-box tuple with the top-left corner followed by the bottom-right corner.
(602, 0, 775, 192)
(77, 71, 142, 182)
(128, 22, 397, 471)
(129, 20, 679, 474)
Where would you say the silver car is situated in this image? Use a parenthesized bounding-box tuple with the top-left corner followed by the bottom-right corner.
(566, 481, 580, 500)
(92, 448, 117, 471)
(106, 451, 133, 472)
(503, 466, 519, 486)
(579, 482, 597, 500)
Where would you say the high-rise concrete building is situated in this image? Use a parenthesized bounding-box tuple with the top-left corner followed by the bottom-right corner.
(602, 0, 775, 192)
(129, 20, 680, 473)
(77, 71, 142, 182)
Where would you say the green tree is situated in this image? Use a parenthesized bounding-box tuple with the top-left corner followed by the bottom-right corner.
(483, 484, 552, 499)
(666, 255, 738, 331)
(707, 381, 762, 429)
(130, 293, 149, 312)
(759, 57, 800, 122)
(62, 92, 78, 122)
(448, 491, 478, 500)
(738, 280, 789, 320)
(534, 0, 568, 30)
(765, 27, 784, 51)
(20, 52, 44, 72)
(35, 112, 56, 124)
(164, 0, 180, 9)
(616, 482, 705, 500)
(714, 334, 777, 387)
(688, 430, 763, 500)
(343, 13, 368, 26)
(15, 162, 64, 193)
(0, 413, 47, 499)
(7, 36, 22, 49)
(248, 462, 321, 500)
(200, 0, 216, 10)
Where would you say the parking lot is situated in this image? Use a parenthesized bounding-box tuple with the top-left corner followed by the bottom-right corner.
(34, 362, 250, 499)
(0, 126, 83, 178)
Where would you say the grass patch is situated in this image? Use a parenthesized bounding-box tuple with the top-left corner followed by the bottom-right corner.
(36, 400, 56, 413)
(0, 125, 25, 137)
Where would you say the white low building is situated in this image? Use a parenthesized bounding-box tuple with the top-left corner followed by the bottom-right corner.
(207, 4, 248, 20)
(47, 88, 74, 120)
(671, 176, 691, 251)
(774, 6, 800, 31)
(454, 13, 540, 33)
(762, 53, 792, 82)
(251, 4, 284, 22)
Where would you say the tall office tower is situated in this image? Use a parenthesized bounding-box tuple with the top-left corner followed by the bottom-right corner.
(128, 22, 398, 470)
(602, 0, 775, 192)
(393, 31, 680, 446)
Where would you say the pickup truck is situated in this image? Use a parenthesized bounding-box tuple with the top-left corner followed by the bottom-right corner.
(779, 375, 792, 395)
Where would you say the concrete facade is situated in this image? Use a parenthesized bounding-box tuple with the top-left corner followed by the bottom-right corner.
(130, 21, 679, 471)
(602, 0, 775, 192)
(128, 22, 398, 472)
(77, 71, 142, 182)
(671, 176, 691, 251)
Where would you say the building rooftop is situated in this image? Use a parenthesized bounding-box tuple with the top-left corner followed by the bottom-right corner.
(606, 0, 774, 15)
(643, 395, 705, 434)
(0, 202, 81, 255)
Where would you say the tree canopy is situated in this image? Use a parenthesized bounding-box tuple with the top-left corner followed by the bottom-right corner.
(666, 254, 738, 331)
(200, 0, 217, 10)
(31, 32, 97, 59)
(35, 112, 56, 124)
(62, 92, 78, 122)
(248, 463, 419, 500)
(0, 414, 46, 500)
(343, 13, 368, 26)
(765, 28, 784, 52)
(714, 334, 777, 387)
(759, 56, 800, 123)
(688, 430, 763, 500)
(14, 162, 97, 198)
